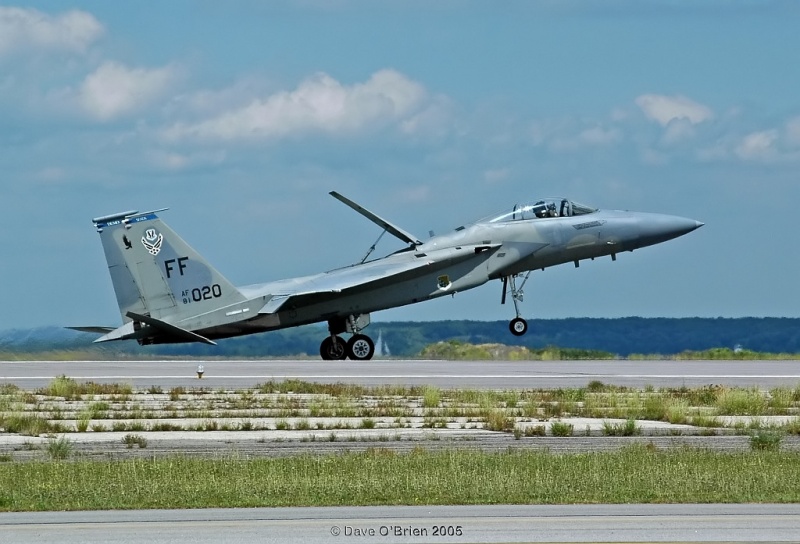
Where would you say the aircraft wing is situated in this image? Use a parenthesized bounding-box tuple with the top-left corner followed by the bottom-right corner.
(259, 243, 500, 314)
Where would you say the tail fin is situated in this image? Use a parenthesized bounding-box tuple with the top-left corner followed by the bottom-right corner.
(93, 209, 246, 324)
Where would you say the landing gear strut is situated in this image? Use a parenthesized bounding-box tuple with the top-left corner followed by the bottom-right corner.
(502, 272, 531, 336)
(319, 315, 376, 360)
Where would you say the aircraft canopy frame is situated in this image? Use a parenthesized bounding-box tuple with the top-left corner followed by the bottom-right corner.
(485, 198, 597, 223)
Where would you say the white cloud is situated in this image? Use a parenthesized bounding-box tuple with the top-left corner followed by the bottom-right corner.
(483, 168, 510, 184)
(635, 94, 713, 126)
(77, 61, 178, 121)
(785, 116, 800, 147)
(640, 148, 668, 165)
(34, 166, 67, 183)
(578, 126, 622, 146)
(534, 120, 622, 151)
(165, 76, 273, 118)
(395, 185, 431, 204)
(162, 69, 438, 142)
(735, 130, 778, 161)
(399, 95, 453, 139)
(0, 7, 103, 56)
(661, 118, 696, 145)
(147, 149, 227, 171)
(696, 143, 729, 162)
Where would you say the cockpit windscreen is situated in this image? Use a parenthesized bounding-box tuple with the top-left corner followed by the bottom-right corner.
(486, 198, 597, 223)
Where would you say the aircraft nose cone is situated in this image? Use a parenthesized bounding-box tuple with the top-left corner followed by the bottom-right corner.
(637, 214, 704, 248)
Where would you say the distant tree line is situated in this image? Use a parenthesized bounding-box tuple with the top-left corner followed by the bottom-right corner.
(2, 318, 800, 358)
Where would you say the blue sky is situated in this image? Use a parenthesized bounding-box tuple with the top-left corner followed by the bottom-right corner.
(1, 1, 799, 330)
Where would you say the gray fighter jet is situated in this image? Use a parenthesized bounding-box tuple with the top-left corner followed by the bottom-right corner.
(71, 192, 703, 360)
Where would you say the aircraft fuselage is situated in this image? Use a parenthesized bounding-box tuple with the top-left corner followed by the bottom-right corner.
(76, 195, 702, 359)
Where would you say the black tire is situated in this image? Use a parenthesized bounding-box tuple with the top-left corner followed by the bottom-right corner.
(347, 334, 375, 361)
(320, 336, 347, 360)
(509, 317, 528, 336)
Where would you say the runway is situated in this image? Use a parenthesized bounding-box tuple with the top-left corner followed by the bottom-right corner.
(2, 359, 800, 389)
(3, 363, 800, 543)
(1, 504, 799, 543)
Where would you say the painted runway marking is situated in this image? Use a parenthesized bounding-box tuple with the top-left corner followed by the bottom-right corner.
(4, 375, 800, 380)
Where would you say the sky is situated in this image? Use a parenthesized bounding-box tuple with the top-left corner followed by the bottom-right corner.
(1, 0, 800, 330)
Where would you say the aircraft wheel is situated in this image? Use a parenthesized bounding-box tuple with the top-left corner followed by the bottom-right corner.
(347, 334, 375, 361)
(509, 317, 528, 336)
(320, 336, 347, 360)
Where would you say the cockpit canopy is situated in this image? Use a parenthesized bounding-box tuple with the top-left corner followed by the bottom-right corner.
(487, 198, 597, 223)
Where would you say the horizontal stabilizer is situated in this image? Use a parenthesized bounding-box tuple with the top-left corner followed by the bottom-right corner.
(330, 191, 421, 246)
(126, 311, 217, 345)
(66, 326, 116, 334)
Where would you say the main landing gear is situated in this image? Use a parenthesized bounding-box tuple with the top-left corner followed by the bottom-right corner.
(502, 272, 531, 336)
(319, 315, 376, 360)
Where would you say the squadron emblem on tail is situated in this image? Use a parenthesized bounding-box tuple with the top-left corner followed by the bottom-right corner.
(141, 228, 163, 255)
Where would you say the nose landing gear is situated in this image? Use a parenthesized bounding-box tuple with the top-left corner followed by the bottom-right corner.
(502, 272, 531, 336)
(509, 317, 528, 336)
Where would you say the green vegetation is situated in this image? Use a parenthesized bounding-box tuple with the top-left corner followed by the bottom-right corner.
(749, 431, 783, 451)
(419, 340, 615, 360)
(601, 419, 641, 436)
(628, 348, 798, 361)
(37, 376, 132, 399)
(5, 377, 800, 438)
(550, 421, 573, 436)
(0, 414, 66, 436)
(10, 317, 800, 357)
(122, 434, 148, 449)
(421, 385, 441, 408)
(45, 436, 73, 460)
(1, 447, 800, 511)
(483, 409, 514, 432)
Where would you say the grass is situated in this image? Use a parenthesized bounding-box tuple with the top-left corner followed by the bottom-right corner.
(46, 436, 73, 460)
(715, 388, 768, 416)
(0, 413, 66, 436)
(519, 425, 545, 437)
(122, 434, 148, 449)
(749, 431, 783, 451)
(2, 447, 800, 511)
(360, 418, 376, 429)
(601, 419, 641, 437)
(483, 409, 514, 432)
(76, 411, 92, 433)
(421, 386, 441, 408)
(550, 421, 573, 437)
(38, 376, 132, 399)
(6, 378, 800, 441)
(168, 386, 186, 401)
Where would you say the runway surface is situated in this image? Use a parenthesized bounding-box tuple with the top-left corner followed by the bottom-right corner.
(3, 364, 800, 543)
(2, 359, 800, 389)
(1, 504, 799, 543)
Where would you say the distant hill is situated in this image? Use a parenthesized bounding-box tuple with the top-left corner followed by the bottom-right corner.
(2, 318, 800, 358)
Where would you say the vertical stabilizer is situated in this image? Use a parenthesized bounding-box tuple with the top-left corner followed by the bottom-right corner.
(93, 209, 246, 323)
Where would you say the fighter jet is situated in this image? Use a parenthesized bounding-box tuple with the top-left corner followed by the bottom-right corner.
(71, 192, 703, 360)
